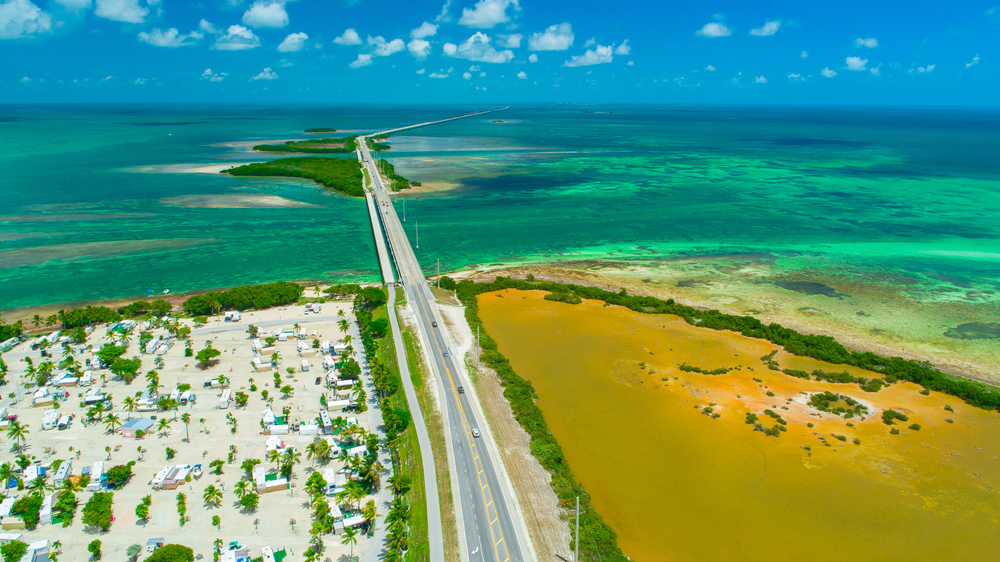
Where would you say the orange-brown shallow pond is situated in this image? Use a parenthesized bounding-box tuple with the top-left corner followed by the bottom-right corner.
(478, 290, 1000, 561)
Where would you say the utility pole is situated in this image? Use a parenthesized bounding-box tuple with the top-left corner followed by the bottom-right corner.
(572, 496, 581, 562)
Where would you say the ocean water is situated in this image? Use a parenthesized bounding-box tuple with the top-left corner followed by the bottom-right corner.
(2, 104, 999, 316)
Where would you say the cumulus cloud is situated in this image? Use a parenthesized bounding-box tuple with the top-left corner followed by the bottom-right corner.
(333, 28, 361, 45)
(967, 54, 980, 68)
(95, 0, 147, 23)
(563, 44, 613, 67)
(755, 75, 767, 83)
(705, 64, 716, 71)
(201, 68, 227, 82)
(20, 75, 31, 82)
(408, 38, 431, 58)
(468, 64, 480, 71)
(53, 0, 91, 9)
(0, 0, 53, 39)
(614, 40, 631, 55)
(855, 37, 877, 48)
(627, 60, 634, 66)
(349, 53, 372, 68)
(277, 31, 307, 52)
(213, 24, 260, 50)
(458, 0, 519, 29)
(138, 27, 204, 47)
(528, 22, 573, 51)
(368, 35, 405, 56)
(517, 70, 526, 79)
(199, 19, 219, 34)
(497, 33, 521, 48)
(583, 37, 595, 48)
(801, 50, 808, 58)
(462, 71, 471, 79)
(846, 56, 868, 71)
(242, 0, 288, 28)
(696, 22, 730, 37)
(821, 67, 837, 78)
(134, 77, 147, 85)
(416, 68, 425, 74)
(411, 21, 437, 39)
(429, 71, 448, 78)
(915, 64, 935, 73)
(750, 20, 780, 36)
(435, 0, 451, 22)
(251, 67, 278, 80)
(528, 53, 537, 63)
(788, 73, 803, 80)
(443, 32, 514, 63)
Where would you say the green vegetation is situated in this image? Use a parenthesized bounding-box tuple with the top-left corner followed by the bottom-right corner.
(223, 157, 364, 197)
(253, 135, 359, 154)
(324, 283, 363, 298)
(760, 350, 780, 370)
(452, 283, 629, 561)
(366, 136, 391, 152)
(11, 495, 43, 529)
(890, 428, 900, 435)
(105, 464, 133, 488)
(305, 127, 336, 133)
(1, 540, 28, 562)
(908, 423, 921, 431)
(808, 391, 869, 417)
(182, 281, 303, 316)
(118, 299, 172, 318)
(543, 292, 582, 305)
(82, 491, 114, 531)
(678, 363, 732, 375)
(745, 412, 758, 424)
(374, 159, 412, 191)
(882, 409, 910, 425)
(143, 544, 196, 562)
(88, 540, 102, 559)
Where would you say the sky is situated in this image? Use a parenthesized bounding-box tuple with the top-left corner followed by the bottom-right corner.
(1, 0, 998, 105)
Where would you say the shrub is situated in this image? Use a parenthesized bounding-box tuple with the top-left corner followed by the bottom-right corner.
(82, 492, 114, 531)
(908, 423, 921, 431)
(882, 409, 909, 425)
(145, 544, 195, 562)
(88, 540, 102, 559)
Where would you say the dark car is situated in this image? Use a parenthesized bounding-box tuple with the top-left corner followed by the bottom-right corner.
(315, 377, 321, 385)
(458, 386, 465, 394)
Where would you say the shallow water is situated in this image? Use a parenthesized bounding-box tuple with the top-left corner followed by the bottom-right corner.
(478, 290, 1000, 561)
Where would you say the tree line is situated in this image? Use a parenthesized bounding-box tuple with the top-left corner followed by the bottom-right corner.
(223, 157, 365, 197)
(182, 281, 304, 316)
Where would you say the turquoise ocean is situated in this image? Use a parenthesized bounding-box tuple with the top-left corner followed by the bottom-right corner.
(1, 104, 999, 318)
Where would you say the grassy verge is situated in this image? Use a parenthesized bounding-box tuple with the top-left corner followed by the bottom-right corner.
(400, 317, 461, 562)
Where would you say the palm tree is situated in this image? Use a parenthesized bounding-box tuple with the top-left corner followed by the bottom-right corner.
(0, 463, 14, 497)
(341, 526, 359, 559)
(233, 479, 251, 499)
(337, 309, 345, 319)
(181, 413, 191, 442)
(305, 439, 321, 466)
(203, 484, 223, 507)
(343, 334, 353, 347)
(366, 462, 382, 491)
(122, 397, 137, 420)
(157, 418, 172, 437)
(265, 449, 280, 467)
(6, 421, 29, 451)
(105, 414, 122, 435)
(31, 315, 41, 328)
(45, 315, 57, 327)
(338, 319, 349, 335)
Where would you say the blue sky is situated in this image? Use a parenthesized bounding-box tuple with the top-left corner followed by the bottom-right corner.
(2, 0, 998, 104)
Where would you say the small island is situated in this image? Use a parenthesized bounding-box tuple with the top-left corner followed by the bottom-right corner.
(222, 157, 365, 197)
(253, 135, 390, 155)
(304, 127, 337, 133)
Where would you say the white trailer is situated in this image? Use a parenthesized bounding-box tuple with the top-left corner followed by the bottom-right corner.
(301, 360, 310, 372)
(41, 410, 59, 431)
(219, 389, 232, 409)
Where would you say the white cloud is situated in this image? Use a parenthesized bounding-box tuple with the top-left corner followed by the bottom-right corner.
(213, 24, 260, 50)
(583, 37, 595, 48)
(563, 44, 613, 67)
(199, 19, 219, 34)
(614, 40, 630, 55)
(916, 64, 935, 73)
(870, 65, 880, 76)
(407, 39, 431, 58)
(967, 54, 980, 68)
(855, 37, 877, 48)
(443, 32, 514, 63)
(333, 28, 362, 45)
(821, 67, 837, 78)
(435, 0, 451, 22)
(846, 56, 868, 71)
(251, 67, 278, 80)
(53, 0, 90, 9)
(788, 73, 803, 80)
(134, 77, 147, 85)
(750, 20, 780, 36)
(755, 75, 767, 83)
(94, 0, 147, 23)
(458, 0, 519, 29)
(528, 22, 573, 51)
(201, 68, 227, 82)
(138, 28, 204, 48)
(411, 21, 437, 39)
(462, 71, 471, 79)
(801, 50, 808, 58)
(528, 53, 537, 63)
(429, 71, 448, 78)
(704, 64, 715, 71)
(349, 53, 372, 68)
(497, 33, 521, 48)
(368, 35, 405, 56)
(20, 76, 31, 82)
(517, 70, 526, 79)
(696, 22, 730, 37)
(479, 71, 485, 77)
(242, 0, 288, 28)
(469, 64, 480, 71)
(627, 60, 634, 66)
(416, 68, 425, 74)
(277, 31, 307, 52)
(0, 0, 53, 39)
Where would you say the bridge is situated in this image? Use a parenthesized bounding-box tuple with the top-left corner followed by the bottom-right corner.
(358, 107, 527, 562)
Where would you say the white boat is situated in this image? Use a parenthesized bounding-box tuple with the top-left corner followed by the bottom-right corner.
(162, 289, 170, 294)
(192, 464, 203, 479)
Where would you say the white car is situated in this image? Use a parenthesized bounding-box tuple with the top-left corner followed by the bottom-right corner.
(471, 428, 480, 438)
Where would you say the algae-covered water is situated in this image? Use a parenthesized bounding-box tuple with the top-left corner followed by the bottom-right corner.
(2, 105, 998, 348)
(478, 290, 1000, 561)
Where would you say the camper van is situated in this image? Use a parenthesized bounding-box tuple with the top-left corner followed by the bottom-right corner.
(57, 415, 70, 431)
(86, 462, 104, 491)
(301, 360, 310, 372)
(225, 311, 241, 322)
(319, 410, 332, 435)
(219, 389, 232, 409)
(79, 371, 92, 387)
(41, 410, 59, 431)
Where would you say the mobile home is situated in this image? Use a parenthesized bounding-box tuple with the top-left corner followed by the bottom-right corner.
(218, 389, 232, 409)
(301, 359, 310, 372)
(41, 410, 59, 431)
(86, 462, 104, 491)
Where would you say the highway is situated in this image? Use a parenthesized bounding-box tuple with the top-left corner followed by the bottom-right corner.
(371, 107, 510, 137)
(358, 108, 528, 562)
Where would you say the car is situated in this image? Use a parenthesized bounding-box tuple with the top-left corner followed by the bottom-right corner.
(458, 386, 465, 394)
(472, 428, 480, 438)
(431, 321, 437, 328)
(443, 351, 449, 357)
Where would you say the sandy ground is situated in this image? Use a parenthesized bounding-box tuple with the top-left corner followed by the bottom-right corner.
(0, 298, 387, 561)
(431, 297, 567, 562)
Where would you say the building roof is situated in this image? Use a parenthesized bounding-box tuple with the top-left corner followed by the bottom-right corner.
(121, 418, 156, 431)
